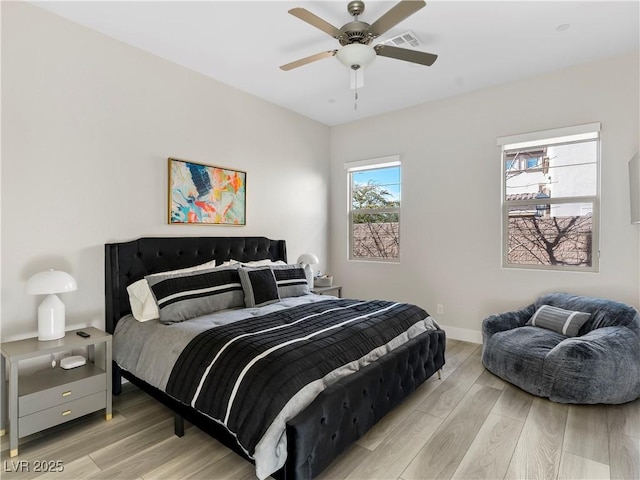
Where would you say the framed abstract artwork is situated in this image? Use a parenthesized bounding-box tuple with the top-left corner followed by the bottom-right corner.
(168, 158, 246, 225)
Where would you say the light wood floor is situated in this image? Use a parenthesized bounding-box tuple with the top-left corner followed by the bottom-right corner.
(2, 339, 638, 480)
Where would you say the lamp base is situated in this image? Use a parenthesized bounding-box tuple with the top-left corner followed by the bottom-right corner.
(37, 294, 66, 341)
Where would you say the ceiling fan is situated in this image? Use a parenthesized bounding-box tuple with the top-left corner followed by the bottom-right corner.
(279, 0, 438, 72)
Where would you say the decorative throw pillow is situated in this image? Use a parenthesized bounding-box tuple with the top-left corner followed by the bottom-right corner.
(238, 267, 281, 308)
(270, 264, 311, 298)
(526, 305, 591, 337)
(126, 259, 218, 322)
(146, 267, 244, 324)
(127, 278, 159, 322)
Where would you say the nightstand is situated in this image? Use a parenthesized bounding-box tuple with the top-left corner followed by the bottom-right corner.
(311, 285, 343, 298)
(0, 327, 112, 457)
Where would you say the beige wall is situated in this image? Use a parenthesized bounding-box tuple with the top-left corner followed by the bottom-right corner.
(1, 2, 330, 340)
(330, 52, 640, 342)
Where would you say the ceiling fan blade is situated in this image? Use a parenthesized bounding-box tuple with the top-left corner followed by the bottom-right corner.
(280, 50, 338, 71)
(368, 0, 426, 38)
(288, 8, 344, 39)
(374, 44, 437, 66)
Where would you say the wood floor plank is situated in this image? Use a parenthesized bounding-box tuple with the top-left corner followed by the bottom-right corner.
(315, 444, 371, 480)
(399, 375, 448, 410)
(112, 384, 149, 410)
(607, 399, 640, 438)
(505, 397, 568, 480)
(141, 429, 230, 480)
(86, 443, 177, 479)
(87, 429, 218, 480)
(357, 342, 475, 451)
(607, 399, 640, 480)
(115, 394, 176, 420)
(608, 432, 639, 480)
(356, 395, 416, 451)
(492, 383, 534, 422)
(402, 383, 501, 480)
(451, 413, 524, 480)
(564, 404, 610, 465)
(416, 347, 485, 419)
(89, 418, 174, 469)
(558, 451, 610, 480)
(475, 369, 507, 391)
(440, 340, 479, 373)
(183, 451, 256, 480)
(348, 410, 442, 479)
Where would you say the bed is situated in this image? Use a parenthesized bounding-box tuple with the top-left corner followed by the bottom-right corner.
(105, 236, 446, 479)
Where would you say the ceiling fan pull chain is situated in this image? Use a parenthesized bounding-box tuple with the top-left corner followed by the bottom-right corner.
(354, 69, 359, 110)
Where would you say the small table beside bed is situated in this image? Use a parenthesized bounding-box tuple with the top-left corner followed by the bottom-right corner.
(105, 236, 446, 480)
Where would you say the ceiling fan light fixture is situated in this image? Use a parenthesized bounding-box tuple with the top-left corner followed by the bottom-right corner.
(336, 43, 376, 70)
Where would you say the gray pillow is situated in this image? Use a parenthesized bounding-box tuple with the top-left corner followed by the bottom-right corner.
(146, 267, 244, 324)
(239, 267, 280, 308)
(270, 264, 311, 298)
(526, 305, 591, 337)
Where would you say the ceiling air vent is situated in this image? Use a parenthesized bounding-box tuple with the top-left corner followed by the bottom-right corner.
(381, 31, 421, 49)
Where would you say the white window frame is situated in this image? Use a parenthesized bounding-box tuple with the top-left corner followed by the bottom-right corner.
(345, 155, 401, 263)
(498, 123, 601, 272)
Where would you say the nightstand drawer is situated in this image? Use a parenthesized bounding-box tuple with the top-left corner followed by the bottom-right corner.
(19, 391, 106, 437)
(19, 372, 106, 416)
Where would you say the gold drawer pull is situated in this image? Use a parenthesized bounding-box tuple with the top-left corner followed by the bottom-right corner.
(62, 410, 72, 416)
(62, 391, 72, 397)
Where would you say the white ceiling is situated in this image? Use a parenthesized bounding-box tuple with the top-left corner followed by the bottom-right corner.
(33, 1, 640, 126)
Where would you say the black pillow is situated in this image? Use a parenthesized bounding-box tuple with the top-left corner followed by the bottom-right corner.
(239, 267, 280, 308)
(146, 267, 244, 324)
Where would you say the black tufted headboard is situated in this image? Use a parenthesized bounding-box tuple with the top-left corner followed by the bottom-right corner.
(105, 236, 287, 333)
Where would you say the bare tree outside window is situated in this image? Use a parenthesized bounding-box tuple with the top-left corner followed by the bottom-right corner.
(508, 213, 593, 267)
(349, 162, 401, 261)
(502, 127, 599, 271)
(352, 182, 400, 259)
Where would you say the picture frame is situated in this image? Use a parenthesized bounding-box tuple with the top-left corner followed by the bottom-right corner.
(168, 158, 246, 225)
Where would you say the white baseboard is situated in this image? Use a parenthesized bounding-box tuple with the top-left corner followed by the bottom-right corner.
(439, 324, 482, 344)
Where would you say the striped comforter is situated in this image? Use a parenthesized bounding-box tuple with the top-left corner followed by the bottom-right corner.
(165, 299, 431, 470)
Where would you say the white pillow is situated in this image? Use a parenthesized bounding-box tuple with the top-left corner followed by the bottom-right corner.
(126, 278, 158, 322)
(220, 259, 287, 267)
(126, 259, 217, 322)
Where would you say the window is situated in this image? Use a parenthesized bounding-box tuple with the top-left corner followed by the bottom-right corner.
(346, 156, 401, 261)
(498, 123, 600, 271)
(505, 149, 547, 173)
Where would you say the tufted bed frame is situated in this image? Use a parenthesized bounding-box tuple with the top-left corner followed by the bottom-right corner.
(105, 236, 446, 479)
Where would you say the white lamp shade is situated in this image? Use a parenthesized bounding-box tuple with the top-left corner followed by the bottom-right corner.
(336, 44, 376, 69)
(297, 253, 320, 265)
(26, 269, 77, 295)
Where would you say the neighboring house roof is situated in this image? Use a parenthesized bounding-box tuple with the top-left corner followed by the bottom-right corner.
(506, 193, 540, 201)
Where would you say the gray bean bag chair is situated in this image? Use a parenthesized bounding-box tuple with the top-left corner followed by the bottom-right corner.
(482, 293, 640, 404)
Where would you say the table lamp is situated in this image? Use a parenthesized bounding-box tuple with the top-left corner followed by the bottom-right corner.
(297, 252, 320, 278)
(26, 269, 77, 341)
